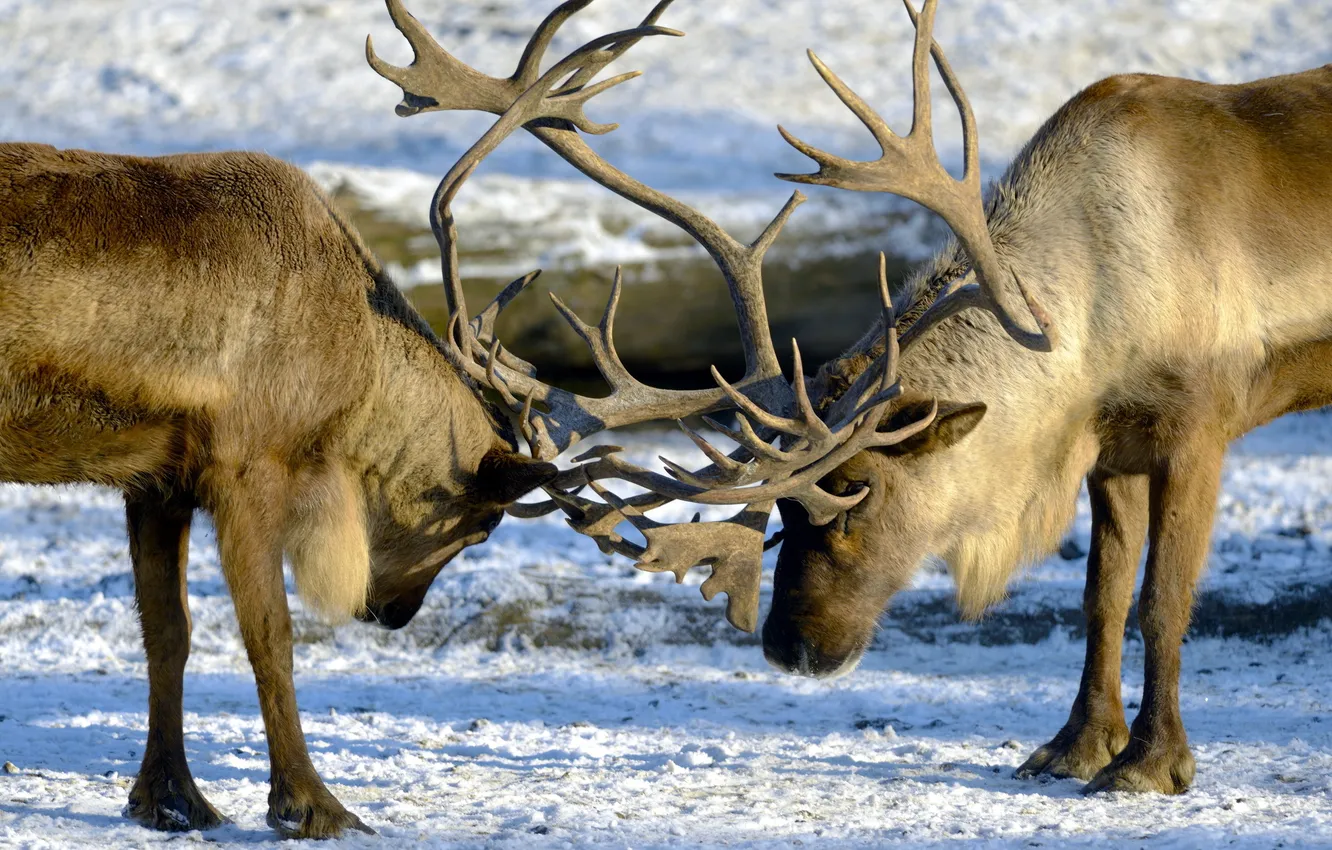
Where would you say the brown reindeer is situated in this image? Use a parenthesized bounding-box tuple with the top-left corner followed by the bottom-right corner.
(1, 0, 902, 839)
(0, 142, 569, 834)
(495, 0, 1332, 801)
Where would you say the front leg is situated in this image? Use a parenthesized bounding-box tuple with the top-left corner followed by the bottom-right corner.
(211, 462, 373, 839)
(1017, 471, 1146, 781)
(1084, 439, 1224, 795)
(125, 489, 228, 831)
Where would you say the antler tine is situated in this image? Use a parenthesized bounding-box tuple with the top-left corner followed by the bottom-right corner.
(468, 270, 541, 375)
(905, 0, 936, 144)
(902, 0, 978, 184)
(789, 340, 831, 443)
(545, 266, 638, 391)
(370, 0, 678, 133)
(775, 0, 1056, 353)
(560, 0, 679, 94)
(823, 253, 901, 426)
(512, 0, 596, 88)
(367, 0, 510, 116)
(703, 414, 785, 462)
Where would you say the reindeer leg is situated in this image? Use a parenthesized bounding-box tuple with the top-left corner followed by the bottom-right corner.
(1083, 441, 1223, 794)
(124, 489, 228, 831)
(1016, 471, 1145, 780)
(211, 462, 373, 839)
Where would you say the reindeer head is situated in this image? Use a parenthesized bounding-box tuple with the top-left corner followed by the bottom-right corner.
(764, 394, 987, 677)
(357, 438, 559, 630)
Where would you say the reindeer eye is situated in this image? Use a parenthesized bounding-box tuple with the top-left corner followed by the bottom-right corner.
(836, 482, 868, 535)
(838, 481, 869, 499)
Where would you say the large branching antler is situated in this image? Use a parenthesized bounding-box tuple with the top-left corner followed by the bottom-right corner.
(568, 257, 933, 524)
(371, 0, 815, 462)
(776, 0, 1057, 355)
(367, 0, 931, 632)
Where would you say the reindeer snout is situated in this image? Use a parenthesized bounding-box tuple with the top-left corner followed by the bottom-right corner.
(356, 599, 418, 631)
(762, 620, 835, 679)
(762, 614, 868, 680)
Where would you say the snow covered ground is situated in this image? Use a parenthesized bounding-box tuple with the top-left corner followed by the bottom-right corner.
(3, 414, 1332, 848)
(3, 0, 1331, 282)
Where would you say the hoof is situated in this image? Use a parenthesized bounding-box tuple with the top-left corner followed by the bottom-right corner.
(268, 786, 375, 840)
(1081, 736, 1195, 795)
(1014, 718, 1129, 781)
(125, 774, 229, 832)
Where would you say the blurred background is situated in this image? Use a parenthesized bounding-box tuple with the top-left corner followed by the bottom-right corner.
(2, 0, 1329, 383)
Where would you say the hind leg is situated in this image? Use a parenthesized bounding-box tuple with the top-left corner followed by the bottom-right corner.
(124, 488, 227, 831)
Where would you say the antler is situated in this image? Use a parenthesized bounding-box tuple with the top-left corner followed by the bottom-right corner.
(507, 258, 931, 633)
(368, 0, 932, 631)
(371, 0, 813, 461)
(569, 256, 933, 527)
(776, 0, 1057, 353)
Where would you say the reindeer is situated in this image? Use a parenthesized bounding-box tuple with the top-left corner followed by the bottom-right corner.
(463, 0, 1332, 801)
(684, 0, 1328, 797)
(0, 147, 565, 834)
(1, 0, 901, 839)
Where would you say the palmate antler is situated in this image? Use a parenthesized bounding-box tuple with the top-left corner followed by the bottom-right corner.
(368, 1, 933, 631)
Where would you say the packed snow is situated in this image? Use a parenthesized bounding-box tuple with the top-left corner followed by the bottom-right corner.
(3, 0, 1331, 282)
(2, 415, 1332, 848)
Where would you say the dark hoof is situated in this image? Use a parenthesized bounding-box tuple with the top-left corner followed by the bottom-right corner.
(1081, 736, 1195, 795)
(125, 774, 229, 832)
(268, 788, 375, 840)
(1014, 718, 1130, 782)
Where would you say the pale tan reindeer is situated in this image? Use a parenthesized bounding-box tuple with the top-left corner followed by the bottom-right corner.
(686, 0, 1332, 797)
(0, 0, 901, 839)
(501, 0, 1332, 800)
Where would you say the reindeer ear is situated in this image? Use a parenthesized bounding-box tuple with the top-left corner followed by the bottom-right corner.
(474, 449, 559, 506)
(878, 399, 987, 456)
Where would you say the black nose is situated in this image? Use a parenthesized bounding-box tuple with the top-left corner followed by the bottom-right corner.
(762, 613, 860, 679)
(763, 618, 823, 678)
(355, 599, 417, 631)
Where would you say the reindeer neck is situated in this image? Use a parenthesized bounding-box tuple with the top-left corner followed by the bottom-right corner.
(336, 281, 503, 502)
(880, 149, 1099, 617)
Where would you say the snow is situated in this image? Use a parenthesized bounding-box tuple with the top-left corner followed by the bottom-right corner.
(3, 414, 1332, 847)
(3, 0, 1330, 282)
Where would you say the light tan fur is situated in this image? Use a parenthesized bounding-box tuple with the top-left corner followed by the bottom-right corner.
(285, 460, 371, 622)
